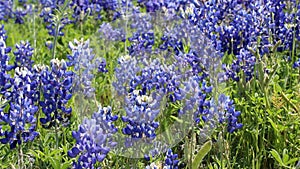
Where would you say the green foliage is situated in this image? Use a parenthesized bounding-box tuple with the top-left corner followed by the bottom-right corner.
(192, 140, 212, 169)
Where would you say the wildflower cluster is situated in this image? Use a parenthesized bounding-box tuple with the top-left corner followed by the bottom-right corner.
(39, 59, 73, 127)
(99, 22, 126, 42)
(67, 39, 107, 98)
(189, 0, 300, 81)
(0, 67, 39, 149)
(68, 106, 118, 168)
(0, 0, 32, 24)
(0, 31, 40, 149)
(70, 0, 125, 20)
(39, 0, 71, 37)
(0, 25, 75, 149)
(198, 94, 243, 133)
(137, 0, 191, 14)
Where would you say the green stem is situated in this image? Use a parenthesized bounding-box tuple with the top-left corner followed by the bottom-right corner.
(51, 0, 70, 59)
(51, 24, 60, 59)
(18, 145, 24, 169)
(55, 123, 59, 149)
(189, 128, 194, 169)
(280, 91, 299, 112)
(263, 87, 270, 109)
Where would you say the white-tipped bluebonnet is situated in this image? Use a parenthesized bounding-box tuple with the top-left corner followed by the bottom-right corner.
(67, 39, 107, 98)
(122, 89, 161, 143)
(117, 56, 198, 149)
(40, 0, 71, 36)
(0, 33, 13, 94)
(0, 25, 8, 41)
(0, 1, 13, 22)
(96, 58, 108, 73)
(69, 0, 92, 21)
(164, 149, 179, 169)
(45, 40, 53, 50)
(145, 149, 181, 169)
(0, 67, 39, 149)
(190, 1, 299, 55)
(145, 162, 158, 169)
(13, 41, 34, 69)
(14, 8, 27, 24)
(122, 12, 156, 57)
(0, 0, 32, 24)
(68, 106, 118, 169)
(113, 55, 140, 96)
(39, 58, 73, 128)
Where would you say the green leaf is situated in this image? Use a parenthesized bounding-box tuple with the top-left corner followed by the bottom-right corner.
(61, 162, 72, 169)
(283, 149, 289, 164)
(49, 157, 61, 169)
(270, 149, 285, 166)
(192, 140, 212, 169)
(28, 150, 41, 159)
(272, 40, 282, 53)
(267, 117, 279, 133)
(170, 115, 183, 123)
(286, 158, 299, 165)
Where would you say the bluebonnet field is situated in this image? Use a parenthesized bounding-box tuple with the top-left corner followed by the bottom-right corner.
(0, 0, 299, 169)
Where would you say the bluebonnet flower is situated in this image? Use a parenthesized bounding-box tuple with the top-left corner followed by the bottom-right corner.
(0, 67, 39, 149)
(69, 0, 120, 21)
(145, 149, 181, 169)
(190, 0, 257, 55)
(188, 0, 300, 82)
(99, 22, 126, 42)
(293, 58, 300, 68)
(145, 162, 158, 169)
(13, 4, 33, 24)
(199, 94, 243, 133)
(40, 0, 71, 36)
(121, 89, 161, 144)
(101, 0, 119, 11)
(164, 149, 179, 169)
(0, 32, 13, 95)
(118, 56, 200, 149)
(112, 0, 139, 20)
(223, 48, 256, 82)
(45, 40, 53, 50)
(68, 106, 118, 169)
(0, 25, 8, 41)
(128, 30, 155, 56)
(69, 0, 92, 21)
(113, 55, 140, 96)
(0, 1, 13, 22)
(180, 76, 202, 116)
(0, 0, 32, 24)
(67, 39, 107, 97)
(137, 0, 190, 14)
(137, 0, 163, 13)
(13, 41, 34, 69)
(46, 16, 70, 37)
(39, 59, 73, 128)
(40, 5, 54, 23)
(96, 58, 108, 73)
(127, 13, 155, 57)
